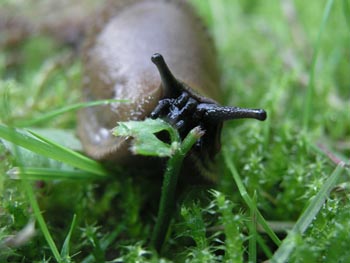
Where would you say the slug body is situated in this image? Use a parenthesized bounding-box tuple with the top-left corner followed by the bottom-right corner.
(78, 0, 266, 164)
(78, 0, 220, 161)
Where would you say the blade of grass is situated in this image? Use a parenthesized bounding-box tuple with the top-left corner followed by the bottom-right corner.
(7, 167, 97, 181)
(248, 192, 258, 263)
(343, 0, 350, 32)
(60, 214, 77, 261)
(14, 99, 128, 127)
(256, 234, 273, 259)
(223, 146, 281, 246)
(29, 130, 107, 175)
(0, 125, 108, 176)
(9, 119, 64, 262)
(31, 52, 72, 102)
(20, 171, 62, 262)
(303, 0, 334, 130)
(309, 142, 350, 167)
(0, 80, 12, 122)
(271, 164, 345, 263)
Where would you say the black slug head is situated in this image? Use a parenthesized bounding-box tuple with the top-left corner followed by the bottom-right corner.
(150, 53, 267, 161)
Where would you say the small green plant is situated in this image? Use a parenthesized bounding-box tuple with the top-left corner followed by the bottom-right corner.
(113, 118, 204, 251)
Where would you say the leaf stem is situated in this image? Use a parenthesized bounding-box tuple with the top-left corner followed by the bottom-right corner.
(151, 127, 203, 252)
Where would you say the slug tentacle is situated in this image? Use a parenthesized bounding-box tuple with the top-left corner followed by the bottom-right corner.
(197, 104, 267, 122)
(151, 53, 181, 97)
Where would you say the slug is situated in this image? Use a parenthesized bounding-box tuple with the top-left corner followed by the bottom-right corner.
(77, 0, 266, 167)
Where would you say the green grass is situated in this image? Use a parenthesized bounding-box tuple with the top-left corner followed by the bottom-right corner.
(0, 0, 349, 262)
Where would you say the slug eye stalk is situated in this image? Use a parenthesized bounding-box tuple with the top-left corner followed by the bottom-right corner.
(151, 53, 182, 98)
(197, 104, 267, 122)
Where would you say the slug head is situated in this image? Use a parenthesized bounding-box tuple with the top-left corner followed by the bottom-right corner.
(150, 53, 266, 160)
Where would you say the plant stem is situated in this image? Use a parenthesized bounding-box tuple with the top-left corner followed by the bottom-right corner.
(151, 127, 203, 252)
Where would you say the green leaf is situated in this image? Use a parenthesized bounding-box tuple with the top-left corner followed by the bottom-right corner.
(113, 118, 180, 157)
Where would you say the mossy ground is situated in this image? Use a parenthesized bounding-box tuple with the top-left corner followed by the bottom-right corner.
(0, 0, 349, 262)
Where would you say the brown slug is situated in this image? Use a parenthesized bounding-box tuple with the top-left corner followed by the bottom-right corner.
(77, 0, 266, 166)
